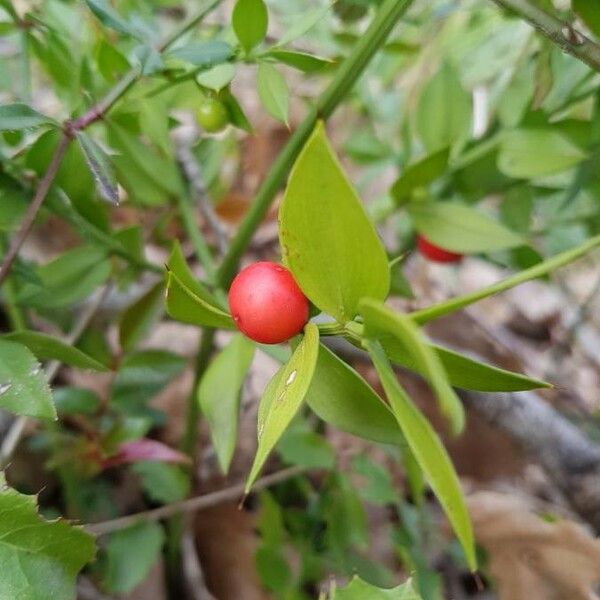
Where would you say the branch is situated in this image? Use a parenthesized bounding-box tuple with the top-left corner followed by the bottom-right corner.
(0, 134, 70, 287)
(85, 466, 305, 536)
(216, 0, 415, 287)
(489, 0, 600, 72)
(461, 389, 600, 533)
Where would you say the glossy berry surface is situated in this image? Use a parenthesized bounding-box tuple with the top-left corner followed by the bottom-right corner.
(417, 235, 463, 263)
(228, 262, 309, 344)
(196, 98, 229, 133)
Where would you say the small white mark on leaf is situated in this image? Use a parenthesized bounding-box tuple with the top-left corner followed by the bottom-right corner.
(0, 382, 12, 395)
(286, 370, 297, 386)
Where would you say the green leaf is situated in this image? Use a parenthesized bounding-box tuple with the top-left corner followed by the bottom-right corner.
(275, 4, 332, 47)
(53, 387, 101, 416)
(0, 473, 95, 599)
(573, 0, 600, 37)
(364, 341, 476, 571)
(408, 202, 525, 253)
(246, 323, 319, 491)
(84, 0, 137, 36)
(219, 87, 253, 132)
(267, 49, 331, 73)
(76, 132, 119, 205)
(166, 41, 233, 67)
(2, 331, 109, 372)
(332, 576, 422, 599)
(279, 122, 390, 323)
(498, 129, 587, 179)
(165, 242, 235, 330)
(381, 336, 550, 392)
(111, 350, 186, 413)
(107, 120, 182, 206)
(0, 340, 55, 419)
(198, 334, 255, 473)
(197, 63, 237, 91)
(307, 343, 402, 445)
(415, 64, 471, 152)
(119, 282, 165, 352)
(278, 423, 335, 469)
(233, 0, 268, 52)
(360, 299, 465, 435)
(391, 148, 450, 205)
(17, 246, 111, 309)
(257, 63, 289, 124)
(0, 103, 56, 131)
(102, 522, 164, 594)
(410, 233, 600, 324)
(132, 461, 190, 504)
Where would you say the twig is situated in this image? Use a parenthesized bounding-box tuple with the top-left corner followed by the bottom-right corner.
(177, 145, 228, 258)
(0, 283, 113, 467)
(182, 525, 217, 600)
(0, 134, 71, 287)
(489, 0, 600, 73)
(86, 466, 305, 536)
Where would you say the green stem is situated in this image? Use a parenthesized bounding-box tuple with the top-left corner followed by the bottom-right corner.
(489, 0, 600, 72)
(216, 0, 415, 288)
(410, 233, 600, 325)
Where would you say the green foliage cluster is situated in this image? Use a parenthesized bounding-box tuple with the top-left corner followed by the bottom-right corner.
(0, 0, 599, 597)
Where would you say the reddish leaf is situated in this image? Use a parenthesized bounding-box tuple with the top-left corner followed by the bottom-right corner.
(102, 439, 191, 468)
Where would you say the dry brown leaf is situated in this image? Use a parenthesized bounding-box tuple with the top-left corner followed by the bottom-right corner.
(468, 492, 600, 600)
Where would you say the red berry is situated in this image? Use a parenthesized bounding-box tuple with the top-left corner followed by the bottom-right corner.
(417, 235, 463, 263)
(228, 262, 309, 344)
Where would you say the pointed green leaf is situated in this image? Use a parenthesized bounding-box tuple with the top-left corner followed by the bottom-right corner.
(307, 343, 402, 446)
(0, 340, 55, 419)
(0, 473, 95, 600)
(279, 123, 390, 323)
(2, 331, 109, 372)
(257, 63, 289, 124)
(275, 4, 332, 47)
(361, 299, 465, 435)
(166, 41, 233, 67)
(498, 129, 586, 179)
(391, 147, 450, 205)
(119, 283, 165, 352)
(197, 63, 237, 91)
(84, 0, 137, 36)
(0, 103, 56, 131)
(76, 132, 119, 205)
(381, 336, 550, 392)
(408, 202, 525, 253)
(416, 64, 471, 152)
(267, 49, 331, 73)
(246, 323, 319, 491)
(365, 340, 476, 571)
(410, 233, 600, 324)
(165, 243, 235, 330)
(233, 0, 268, 52)
(198, 334, 255, 472)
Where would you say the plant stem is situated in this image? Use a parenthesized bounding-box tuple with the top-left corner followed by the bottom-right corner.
(216, 0, 415, 288)
(0, 134, 71, 287)
(489, 0, 600, 72)
(410, 233, 600, 325)
(87, 466, 305, 535)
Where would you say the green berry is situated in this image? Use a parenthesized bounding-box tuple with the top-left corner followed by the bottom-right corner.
(196, 98, 229, 133)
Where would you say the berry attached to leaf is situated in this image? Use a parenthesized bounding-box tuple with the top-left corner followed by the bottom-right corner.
(228, 262, 309, 344)
(197, 97, 229, 133)
(417, 234, 463, 263)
